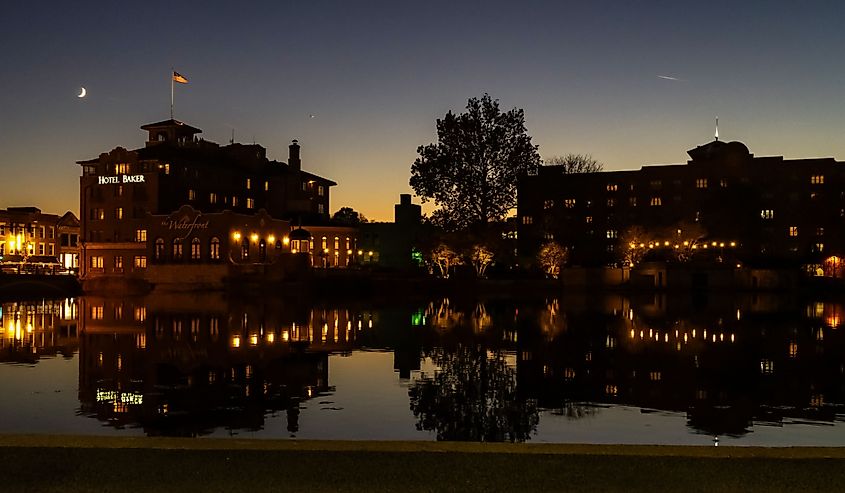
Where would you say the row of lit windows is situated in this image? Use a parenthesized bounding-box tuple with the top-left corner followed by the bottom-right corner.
(0, 223, 56, 239)
(189, 190, 256, 209)
(154, 237, 221, 261)
(0, 241, 56, 256)
(89, 255, 146, 270)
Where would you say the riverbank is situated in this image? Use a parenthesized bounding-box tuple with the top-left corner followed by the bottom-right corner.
(1, 435, 844, 492)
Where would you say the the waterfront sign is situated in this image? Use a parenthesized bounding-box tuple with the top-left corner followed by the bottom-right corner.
(162, 215, 210, 240)
(98, 175, 145, 185)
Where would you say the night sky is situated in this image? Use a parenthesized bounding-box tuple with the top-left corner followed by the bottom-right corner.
(2, 0, 844, 220)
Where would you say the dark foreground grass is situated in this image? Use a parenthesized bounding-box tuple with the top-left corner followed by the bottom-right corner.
(1, 439, 845, 493)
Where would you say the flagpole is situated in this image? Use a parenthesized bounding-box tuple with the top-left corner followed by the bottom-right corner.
(170, 68, 174, 119)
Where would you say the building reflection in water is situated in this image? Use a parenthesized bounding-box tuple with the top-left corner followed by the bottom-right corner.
(48, 292, 845, 441)
(0, 298, 78, 364)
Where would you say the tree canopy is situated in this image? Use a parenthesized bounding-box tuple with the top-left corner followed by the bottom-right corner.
(331, 207, 367, 225)
(543, 154, 604, 174)
(410, 94, 540, 230)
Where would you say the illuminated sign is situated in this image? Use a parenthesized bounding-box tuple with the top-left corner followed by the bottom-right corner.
(98, 175, 145, 185)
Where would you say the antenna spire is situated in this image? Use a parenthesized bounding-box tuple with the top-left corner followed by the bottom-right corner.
(715, 116, 719, 141)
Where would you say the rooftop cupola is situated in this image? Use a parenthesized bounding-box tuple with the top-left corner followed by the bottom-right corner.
(141, 119, 202, 147)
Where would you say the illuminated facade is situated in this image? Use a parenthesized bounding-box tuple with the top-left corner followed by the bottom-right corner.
(518, 140, 845, 269)
(0, 207, 79, 273)
(77, 119, 353, 286)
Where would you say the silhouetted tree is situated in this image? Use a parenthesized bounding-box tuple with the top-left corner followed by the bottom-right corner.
(469, 244, 494, 278)
(429, 243, 463, 278)
(409, 345, 539, 442)
(332, 207, 367, 225)
(544, 154, 604, 174)
(410, 94, 540, 230)
(619, 226, 648, 266)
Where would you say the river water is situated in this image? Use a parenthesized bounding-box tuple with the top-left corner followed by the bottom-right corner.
(1, 292, 844, 445)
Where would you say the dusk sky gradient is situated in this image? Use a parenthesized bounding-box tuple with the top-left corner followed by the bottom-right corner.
(2, 0, 845, 220)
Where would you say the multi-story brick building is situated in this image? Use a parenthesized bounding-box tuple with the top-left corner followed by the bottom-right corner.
(518, 139, 845, 270)
(0, 207, 79, 273)
(77, 119, 354, 286)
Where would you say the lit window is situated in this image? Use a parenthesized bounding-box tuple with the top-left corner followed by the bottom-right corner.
(135, 229, 147, 242)
(760, 359, 774, 374)
(115, 207, 123, 220)
(816, 227, 824, 236)
(90, 256, 104, 269)
(606, 184, 618, 192)
(191, 238, 201, 260)
(246, 178, 252, 190)
(720, 178, 728, 188)
(606, 229, 618, 239)
(522, 216, 533, 225)
(188, 189, 196, 200)
(334, 237, 339, 250)
(91, 306, 104, 320)
(811, 175, 824, 185)
(543, 200, 554, 209)
(210, 192, 218, 204)
(264, 181, 269, 192)
(606, 198, 615, 207)
(321, 236, 328, 250)
(154, 238, 165, 260)
(562, 199, 575, 208)
(815, 243, 825, 252)
(246, 198, 255, 209)
(629, 197, 637, 207)
(585, 216, 592, 224)
(232, 196, 239, 207)
(318, 185, 325, 196)
(134, 256, 147, 268)
(696, 178, 708, 189)
(114, 256, 123, 270)
(760, 209, 774, 220)
(649, 371, 662, 381)
(172, 239, 183, 260)
(789, 226, 798, 237)
(210, 237, 220, 260)
(650, 197, 662, 206)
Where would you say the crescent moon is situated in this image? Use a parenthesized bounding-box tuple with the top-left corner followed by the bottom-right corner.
(78, 87, 87, 98)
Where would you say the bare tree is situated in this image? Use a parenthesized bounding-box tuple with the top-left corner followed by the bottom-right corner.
(619, 226, 648, 266)
(544, 154, 604, 174)
(469, 244, 494, 278)
(429, 243, 463, 278)
(537, 241, 569, 278)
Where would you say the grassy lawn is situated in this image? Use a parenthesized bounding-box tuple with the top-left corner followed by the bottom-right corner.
(1, 437, 844, 492)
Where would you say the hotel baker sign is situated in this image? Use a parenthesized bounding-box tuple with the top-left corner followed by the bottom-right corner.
(98, 174, 146, 184)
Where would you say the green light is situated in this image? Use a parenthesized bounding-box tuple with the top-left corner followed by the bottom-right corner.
(411, 310, 425, 326)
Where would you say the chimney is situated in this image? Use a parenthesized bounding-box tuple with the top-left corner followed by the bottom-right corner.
(400, 194, 411, 205)
(289, 139, 301, 171)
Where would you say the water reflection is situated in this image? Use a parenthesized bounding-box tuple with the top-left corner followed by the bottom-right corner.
(2, 292, 844, 442)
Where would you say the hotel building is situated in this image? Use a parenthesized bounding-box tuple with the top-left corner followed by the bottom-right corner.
(518, 139, 845, 271)
(77, 119, 356, 288)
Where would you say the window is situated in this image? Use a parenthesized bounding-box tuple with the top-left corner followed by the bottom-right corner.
(543, 200, 554, 209)
(650, 197, 662, 206)
(115, 185, 123, 197)
(154, 238, 165, 260)
(606, 183, 618, 192)
(241, 238, 249, 259)
(134, 256, 147, 268)
(115, 207, 123, 220)
(90, 256, 104, 269)
(629, 197, 637, 207)
(816, 227, 825, 236)
(90, 306, 104, 320)
(246, 178, 252, 190)
(696, 178, 708, 189)
(38, 243, 44, 255)
(606, 229, 618, 239)
(90, 208, 105, 220)
(761, 209, 774, 220)
(264, 181, 269, 192)
(39, 226, 45, 238)
(720, 178, 728, 188)
(114, 256, 123, 270)
(301, 182, 307, 191)
(191, 238, 201, 260)
(188, 189, 196, 201)
(318, 204, 325, 214)
(811, 175, 824, 185)
(585, 216, 593, 224)
(760, 359, 774, 375)
(232, 196, 239, 207)
(0, 223, 4, 236)
(522, 216, 533, 225)
(48, 244, 54, 255)
(321, 236, 328, 250)
(563, 199, 575, 208)
(135, 229, 147, 242)
(246, 198, 255, 209)
(210, 193, 218, 204)
(172, 239, 183, 260)
(789, 226, 798, 237)
(606, 198, 615, 207)
(815, 243, 825, 252)
(318, 185, 325, 196)
(334, 237, 340, 250)
(210, 237, 220, 260)
(650, 180, 662, 189)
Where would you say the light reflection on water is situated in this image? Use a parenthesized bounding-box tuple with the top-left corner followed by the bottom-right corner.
(1, 292, 844, 445)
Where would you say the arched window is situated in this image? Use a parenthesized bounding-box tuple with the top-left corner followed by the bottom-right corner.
(191, 237, 201, 260)
(154, 238, 165, 261)
(291, 239, 300, 253)
(210, 237, 220, 260)
(172, 239, 183, 260)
